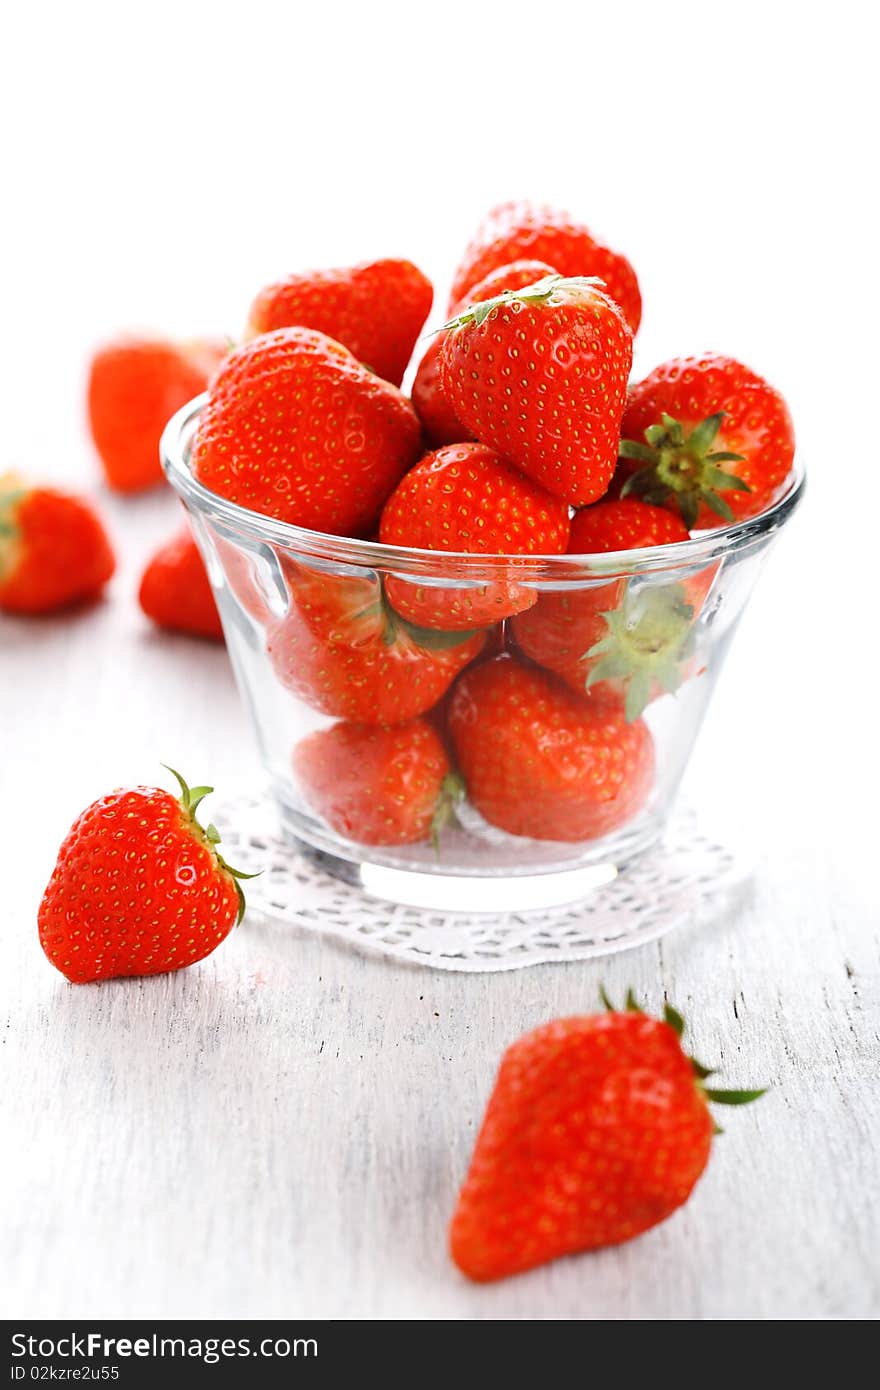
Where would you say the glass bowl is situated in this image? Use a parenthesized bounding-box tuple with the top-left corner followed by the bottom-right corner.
(162, 396, 804, 912)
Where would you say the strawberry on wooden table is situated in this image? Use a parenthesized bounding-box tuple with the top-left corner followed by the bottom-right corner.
(192, 328, 422, 538)
(450, 201, 642, 334)
(0, 473, 115, 615)
(139, 525, 223, 641)
(450, 992, 766, 1282)
(411, 258, 558, 449)
(88, 335, 227, 492)
(294, 719, 461, 846)
(511, 498, 711, 720)
(447, 654, 654, 841)
(439, 275, 633, 507)
(379, 441, 570, 630)
(38, 769, 255, 983)
(246, 257, 433, 387)
(618, 354, 796, 527)
(268, 561, 485, 724)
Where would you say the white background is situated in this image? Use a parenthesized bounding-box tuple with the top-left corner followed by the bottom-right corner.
(1, 0, 878, 1320)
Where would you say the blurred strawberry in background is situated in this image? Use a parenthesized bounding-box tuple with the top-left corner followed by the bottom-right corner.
(0, 473, 115, 614)
(87, 335, 227, 492)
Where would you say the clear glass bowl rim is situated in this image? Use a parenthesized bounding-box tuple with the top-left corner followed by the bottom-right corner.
(162, 394, 805, 581)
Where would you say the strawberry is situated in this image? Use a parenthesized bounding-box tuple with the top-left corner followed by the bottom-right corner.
(246, 258, 433, 387)
(410, 337, 471, 449)
(447, 654, 654, 841)
(38, 769, 255, 983)
(411, 259, 558, 449)
(268, 561, 485, 724)
(192, 328, 422, 537)
(511, 499, 711, 720)
(139, 525, 223, 641)
(88, 336, 227, 492)
(618, 354, 796, 528)
(439, 275, 632, 507)
(0, 474, 115, 615)
(379, 442, 570, 630)
(294, 718, 461, 846)
(449, 201, 642, 334)
(450, 992, 766, 1282)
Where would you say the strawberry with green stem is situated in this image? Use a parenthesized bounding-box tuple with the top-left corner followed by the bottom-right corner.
(38, 768, 257, 983)
(439, 274, 632, 507)
(511, 499, 713, 720)
(618, 354, 795, 528)
(294, 719, 463, 847)
(268, 560, 485, 724)
(450, 989, 766, 1282)
(411, 258, 557, 449)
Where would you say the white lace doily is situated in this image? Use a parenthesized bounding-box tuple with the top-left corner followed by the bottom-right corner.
(213, 794, 750, 973)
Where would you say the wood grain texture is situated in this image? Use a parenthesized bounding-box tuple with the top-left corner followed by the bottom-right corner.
(1, 488, 878, 1321)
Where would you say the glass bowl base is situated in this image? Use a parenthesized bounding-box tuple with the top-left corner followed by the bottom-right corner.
(212, 791, 752, 971)
(280, 817, 665, 914)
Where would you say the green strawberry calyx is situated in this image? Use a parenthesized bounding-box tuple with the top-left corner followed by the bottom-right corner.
(599, 986, 767, 1129)
(431, 772, 466, 851)
(164, 765, 259, 925)
(585, 582, 697, 722)
(380, 584, 486, 651)
(619, 412, 750, 530)
(442, 274, 607, 332)
(0, 473, 28, 582)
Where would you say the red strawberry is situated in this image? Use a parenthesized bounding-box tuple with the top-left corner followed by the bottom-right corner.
(410, 337, 472, 449)
(38, 769, 254, 983)
(439, 276, 632, 506)
(268, 561, 485, 724)
(139, 526, 223, 641)
(618, 354, 796, 528)
(450, 202, 642, 334)
(411, 259, 558, 449)
(450, 993, 766, 1282)
(88, 336, 227, 492)
(379, 442, 570, 630)
(511, 499, 711, 719)
(294, 718, 461, 846)
(247, 258, 433, 387)
(192, 329, 421, 537)
(448, 654, 654, 841)
(0, 473, 115, 615)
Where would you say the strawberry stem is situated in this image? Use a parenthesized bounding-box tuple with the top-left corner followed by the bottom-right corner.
(162, 765, 259, 924)
(597, 987, 766, 1115)
(442, 274, 607, 333)
(431, 772, 466, 852)
(585, 582, 697, 722)
(619, 411, 750, 529)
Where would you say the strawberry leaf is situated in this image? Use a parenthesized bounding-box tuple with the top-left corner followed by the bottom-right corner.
(703, 1087, 768, 1106)
(396, 614, 486, 651)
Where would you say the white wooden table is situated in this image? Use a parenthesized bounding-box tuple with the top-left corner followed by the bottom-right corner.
(2, 474, 878, 1321)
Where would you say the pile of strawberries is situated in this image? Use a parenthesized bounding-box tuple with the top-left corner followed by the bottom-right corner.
(1, 201, 796, 850)
(190, 201, 795, 848)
